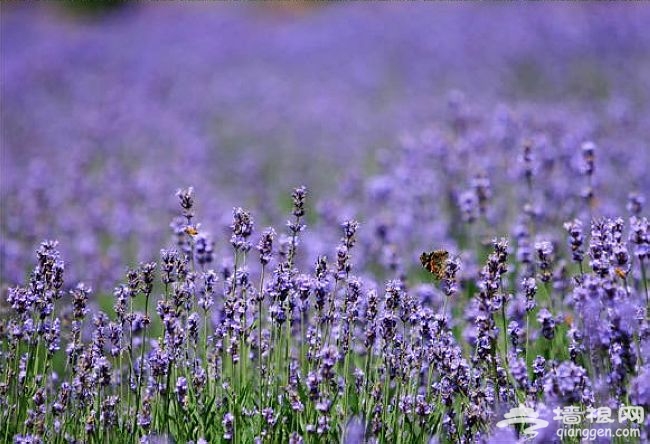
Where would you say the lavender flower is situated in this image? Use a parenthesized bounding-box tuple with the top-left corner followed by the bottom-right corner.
(176, 187, 195, 222)
(535, 241, 554, 283)
(256, 228, 276, 266)
(230, 207, 254, 252)
(536, 308, 556, 340)
(222, 412, 234, 440)
(627, 192, 645, 215)
(175, 377, 188, 406)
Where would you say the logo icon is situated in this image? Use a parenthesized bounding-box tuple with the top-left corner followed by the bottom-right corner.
(496, 404, 549, 439)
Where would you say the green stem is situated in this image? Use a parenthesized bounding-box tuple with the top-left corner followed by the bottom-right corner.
(640, 259, 649, 317)
(132, 291, 151, 437)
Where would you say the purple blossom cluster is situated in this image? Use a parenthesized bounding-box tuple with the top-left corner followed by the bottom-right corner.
(1, 3, 650, 444)
(1, 181, 648, 443)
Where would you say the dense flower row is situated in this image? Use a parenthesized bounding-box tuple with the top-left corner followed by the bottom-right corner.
(1, 184, 648, 443)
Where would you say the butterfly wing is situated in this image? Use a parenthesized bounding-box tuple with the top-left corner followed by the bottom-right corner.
(421, 250, 449, 279)
(420, 252, 434, 273)
(431, 250, 449, 279)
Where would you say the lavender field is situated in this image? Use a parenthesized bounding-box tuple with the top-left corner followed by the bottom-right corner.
(1, 3, 650, 443)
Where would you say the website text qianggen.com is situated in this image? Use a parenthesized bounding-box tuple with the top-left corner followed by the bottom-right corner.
(557, 426, 640, 440)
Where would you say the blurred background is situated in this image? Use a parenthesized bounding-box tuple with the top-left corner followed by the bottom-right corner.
(2, 2, 650, 291)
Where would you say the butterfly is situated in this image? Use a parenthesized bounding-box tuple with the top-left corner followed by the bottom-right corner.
(184, 225, 199, 236)
(420, 249, 449, 280)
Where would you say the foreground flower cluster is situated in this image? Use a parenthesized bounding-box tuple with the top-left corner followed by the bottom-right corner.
(1, 180, 648, 443)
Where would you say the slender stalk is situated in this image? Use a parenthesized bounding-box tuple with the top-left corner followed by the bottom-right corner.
(258, 264, 266, 435)
(525, 313, 530, 367)
(132, 291, 151, 438)
(500, 304, 509, 368)
(641, 258, 649, 316)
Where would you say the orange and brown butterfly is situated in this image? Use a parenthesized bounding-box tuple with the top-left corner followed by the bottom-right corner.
(420, 249, 449, 280)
